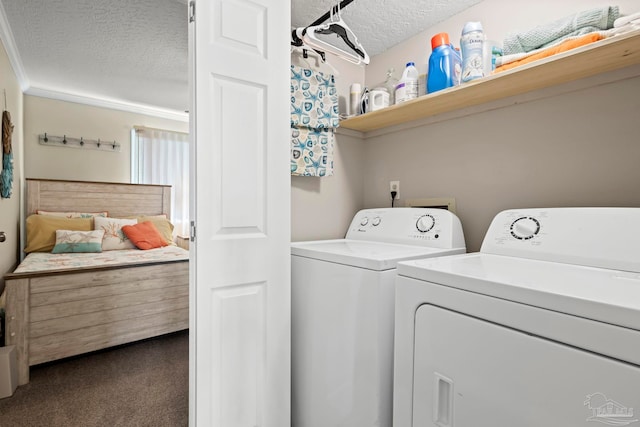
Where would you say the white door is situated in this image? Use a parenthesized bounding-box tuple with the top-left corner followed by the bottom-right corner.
(189, 0, 291, 425)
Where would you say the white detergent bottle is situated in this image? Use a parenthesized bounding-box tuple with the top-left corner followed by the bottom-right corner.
(395, 62, 419, 103)
(460, 21, 485, 82)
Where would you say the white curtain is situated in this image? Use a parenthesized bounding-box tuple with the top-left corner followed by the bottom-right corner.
(131, 127, 189, 236)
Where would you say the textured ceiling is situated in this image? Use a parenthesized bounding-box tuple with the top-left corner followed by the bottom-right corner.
(0, 0, 189, 113)
(0, 0, 482, 115)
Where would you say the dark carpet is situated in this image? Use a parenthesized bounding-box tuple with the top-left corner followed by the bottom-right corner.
(0, 330, 189, 427)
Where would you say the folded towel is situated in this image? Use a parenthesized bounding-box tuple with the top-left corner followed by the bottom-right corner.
(495, 33, 604, 73)
(614, 11, 640, 27)
(290, 127, 334, 177)
(290, 65, 338, 177)
(496, 22, 640, 69)
(503, 6, 619, 55)
(290, 65, 339, 129)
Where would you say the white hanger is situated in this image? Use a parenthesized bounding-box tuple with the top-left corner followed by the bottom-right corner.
(294, 3, 369, 65)
(290, 45, 341, 77)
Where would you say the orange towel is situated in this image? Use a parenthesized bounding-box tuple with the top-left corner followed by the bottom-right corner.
(495, 33, 604, 73)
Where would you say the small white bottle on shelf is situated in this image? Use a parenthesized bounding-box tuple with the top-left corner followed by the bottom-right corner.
(349, 83, 362, 116)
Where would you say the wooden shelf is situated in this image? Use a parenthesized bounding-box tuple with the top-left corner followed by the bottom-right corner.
(340, 29, 640, 133)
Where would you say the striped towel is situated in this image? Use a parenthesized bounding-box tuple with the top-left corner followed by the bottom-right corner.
(503, 6, 619, 55)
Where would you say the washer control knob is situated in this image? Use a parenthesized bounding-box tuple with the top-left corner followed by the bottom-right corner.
(371, 217, 381, 226)
(510, 216, 540, 240)
(416, 215, 435, 233)
(360, 217, 369, 226)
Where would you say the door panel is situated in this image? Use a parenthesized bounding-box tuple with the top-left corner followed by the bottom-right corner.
(213, 75, 265, 231)
(214, 283, 266, 426)
(190, 0, 290, 425)
(413, 305, 640, 427)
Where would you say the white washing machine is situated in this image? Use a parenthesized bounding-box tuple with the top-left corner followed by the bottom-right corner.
(291, 207, 466, 427)
(393, 208, 640, 427)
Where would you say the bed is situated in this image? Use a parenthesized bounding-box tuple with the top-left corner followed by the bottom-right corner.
(3, 179, 189, 385)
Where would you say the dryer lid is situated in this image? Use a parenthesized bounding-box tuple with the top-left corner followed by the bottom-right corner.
(291, 239, 465, 271)
(397, 253, 640, 331)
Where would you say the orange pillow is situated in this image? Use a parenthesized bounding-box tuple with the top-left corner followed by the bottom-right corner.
(121, 221, 169, 250)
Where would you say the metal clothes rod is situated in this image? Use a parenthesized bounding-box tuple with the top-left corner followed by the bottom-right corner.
(309, 0, 355, 27)
(291, 0, 356, 50)
(38, 133, 121, 152)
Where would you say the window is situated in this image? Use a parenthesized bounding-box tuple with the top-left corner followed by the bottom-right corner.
(131, 127, 189, 236)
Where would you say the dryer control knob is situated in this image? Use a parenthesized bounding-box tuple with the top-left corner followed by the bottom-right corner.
(372, 217, 381, 226)
(416, 215, 435, 233)
(510, 217, 540, 240)
(360, 217, 369, 226)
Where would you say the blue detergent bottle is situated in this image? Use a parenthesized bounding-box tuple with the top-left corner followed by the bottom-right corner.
(427, 32, 461, 94)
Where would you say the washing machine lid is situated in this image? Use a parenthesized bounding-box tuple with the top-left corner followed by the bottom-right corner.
(397, 253, 640, 331)
(291, 239, 465, 271)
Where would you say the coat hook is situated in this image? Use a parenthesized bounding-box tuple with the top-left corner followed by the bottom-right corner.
(97, 138, 101, 148)
(112, 141, 116, 149)
(44, 133, 48, 142)
(80, 137, 84, 146)
(63, 135, 67, 144)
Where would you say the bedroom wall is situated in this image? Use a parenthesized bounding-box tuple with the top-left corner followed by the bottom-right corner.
(23, 95, 188, 183)
(361, 0, 640, 251)
(290, 50, 366, 241)
(0, 39, 23, 295)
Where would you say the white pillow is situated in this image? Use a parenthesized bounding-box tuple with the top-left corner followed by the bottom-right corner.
(94, 216, 137, 250)
(52, 229, 105, 253)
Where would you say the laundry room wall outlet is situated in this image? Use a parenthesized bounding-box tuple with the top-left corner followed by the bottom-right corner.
(390, 181, 400, 198)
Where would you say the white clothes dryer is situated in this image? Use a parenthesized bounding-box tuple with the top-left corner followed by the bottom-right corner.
(393, 208, 640, 427)
(291, 208, 466, 427)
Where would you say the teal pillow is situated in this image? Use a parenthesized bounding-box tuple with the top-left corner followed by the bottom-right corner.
(51, 229, 105, 253)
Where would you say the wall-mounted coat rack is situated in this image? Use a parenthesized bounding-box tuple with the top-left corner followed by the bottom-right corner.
(39, 133, 121, 152)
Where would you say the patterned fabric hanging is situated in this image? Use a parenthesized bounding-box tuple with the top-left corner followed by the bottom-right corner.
(290, 65, 339, 177)
(1, 110, 14, 198)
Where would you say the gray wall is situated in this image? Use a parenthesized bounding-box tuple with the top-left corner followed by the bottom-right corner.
(363, 74, 640, 251)
(290, 51, 366, 241)
(292, 131, 364, 241)
(293, 0, 640, 247)
(359, 0, 640, 251)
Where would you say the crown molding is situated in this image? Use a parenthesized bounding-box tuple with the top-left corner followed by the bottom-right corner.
(25, 86, 189, 122)
(0, 0, 29, 91)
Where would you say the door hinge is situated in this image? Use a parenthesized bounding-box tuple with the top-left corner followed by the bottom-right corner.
(190, 221, 196, 242)
(189, 1, 195, 23)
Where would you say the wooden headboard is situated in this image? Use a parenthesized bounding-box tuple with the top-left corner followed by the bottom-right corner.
(26, 179, 172, 219)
